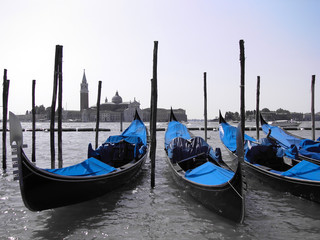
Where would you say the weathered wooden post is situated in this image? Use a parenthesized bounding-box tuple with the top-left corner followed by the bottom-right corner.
(2, 69, 9, 171)
(120, 111, 123, 132)
(50, 45, 60, 169)
(239, 40, 245, 141)
(150, 41, 158, 188)
(203, 72, 207, 142)
(256, 76, 260, 140)
(32, 80, 36, 163)
(95, 81, 102, 149)
(311, 75, 315, 141)
(149, 78, 153, 142)
(57, 46, 63, 168)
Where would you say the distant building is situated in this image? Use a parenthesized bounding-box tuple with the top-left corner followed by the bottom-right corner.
(18, 71, 188, 122)
(141, 108, 187, 122)
(80, 73, 187, 122)
(82, 91, 144, 122)
(80, 70, 89, 111)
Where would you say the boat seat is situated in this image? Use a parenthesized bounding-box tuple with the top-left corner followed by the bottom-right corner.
(88, 141, 139, 168)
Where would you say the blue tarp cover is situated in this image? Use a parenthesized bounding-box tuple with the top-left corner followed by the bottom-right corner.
(262, 123, 320, 160)
(165, 121, 191, 149)
(261, 123, 301, 148)
(119, 118, 147, 146)
(298, 139, 320, 160)
(106, 118, 147, 146)
(280, 160, 320, 181)
(185, 162, 234, 185)
(45, 157, 117, 176)
(88, 117, 147, 161)
(219, 122, 256, 152)
(285, 145, 299, 159)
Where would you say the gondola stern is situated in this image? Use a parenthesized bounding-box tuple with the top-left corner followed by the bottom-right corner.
(9, 111, 23, 148)
(219, 110, 227, 124)
(260, 113, 268, 126)
(9, 112, 35, 210)
(134, 109, 142, 121)
(170, 107, 178, 122)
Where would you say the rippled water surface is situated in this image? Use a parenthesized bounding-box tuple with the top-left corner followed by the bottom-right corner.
(1, 121, 320, 239)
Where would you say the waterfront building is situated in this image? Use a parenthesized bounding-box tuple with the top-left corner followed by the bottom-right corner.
(18, 71, 188, 122)
(82, 91, 144, 122)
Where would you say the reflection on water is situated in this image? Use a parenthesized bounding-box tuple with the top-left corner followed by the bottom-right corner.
(1, 121, 320, 239)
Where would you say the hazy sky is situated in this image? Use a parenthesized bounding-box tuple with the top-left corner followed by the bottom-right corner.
(1, 0, 319, 119)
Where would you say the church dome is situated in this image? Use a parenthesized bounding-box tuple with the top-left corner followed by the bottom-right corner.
(112, 91, 122, 104)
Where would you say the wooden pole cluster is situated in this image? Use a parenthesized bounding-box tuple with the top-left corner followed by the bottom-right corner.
(256, 76, 260, 140)
(311, 75, 315, 141)
(50, 45, 63, 169)
(203, 72, 207, 142)
(150, 41, 158, 188)
(239, 40, 245, 141)
(95, 81, 102, 149)
(2, 69, 10, 171)
(32, 80, 36, 163)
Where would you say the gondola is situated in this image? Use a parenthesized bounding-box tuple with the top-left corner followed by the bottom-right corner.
(9, 110, 148, 211)
(219, 111, 320, 203)
(260, 114, 320, 165)
(164, 109, 245, 223)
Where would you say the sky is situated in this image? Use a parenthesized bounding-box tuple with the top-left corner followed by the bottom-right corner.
(0, 0, 319, 119)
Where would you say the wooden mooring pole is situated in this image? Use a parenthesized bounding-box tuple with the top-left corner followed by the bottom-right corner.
(120, 112, 123, 132)
(150, 41, 158, 188)
(203, 72, 207, 142)
(311, 75, 315, 141)
(2, 69, 10, 171)
(50, 45, 63, 169)
(32, 80, 36, 163)
(149, 79, 154, 146)
(95, 81, 102, 149)
(239, 40, 245, 141)
(256, 76, 260, 140)
(57, 46, 63, 168)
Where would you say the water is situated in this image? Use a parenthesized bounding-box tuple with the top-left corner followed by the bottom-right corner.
(1, 121, 320, 239)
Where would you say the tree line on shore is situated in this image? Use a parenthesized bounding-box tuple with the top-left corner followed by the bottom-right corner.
(26, 105, 320, 122)
(224, 108, 319, 122)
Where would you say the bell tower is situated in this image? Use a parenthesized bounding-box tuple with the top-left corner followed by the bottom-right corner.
(80, 69, 89, 111)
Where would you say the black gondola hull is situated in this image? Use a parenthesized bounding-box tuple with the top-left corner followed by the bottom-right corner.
(224, 147, 320, 204)
(243, 160, 320, 203)
(220, 113, 320, 204)
(19, 149, 147, 211)
(165, 155, 245, 223)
